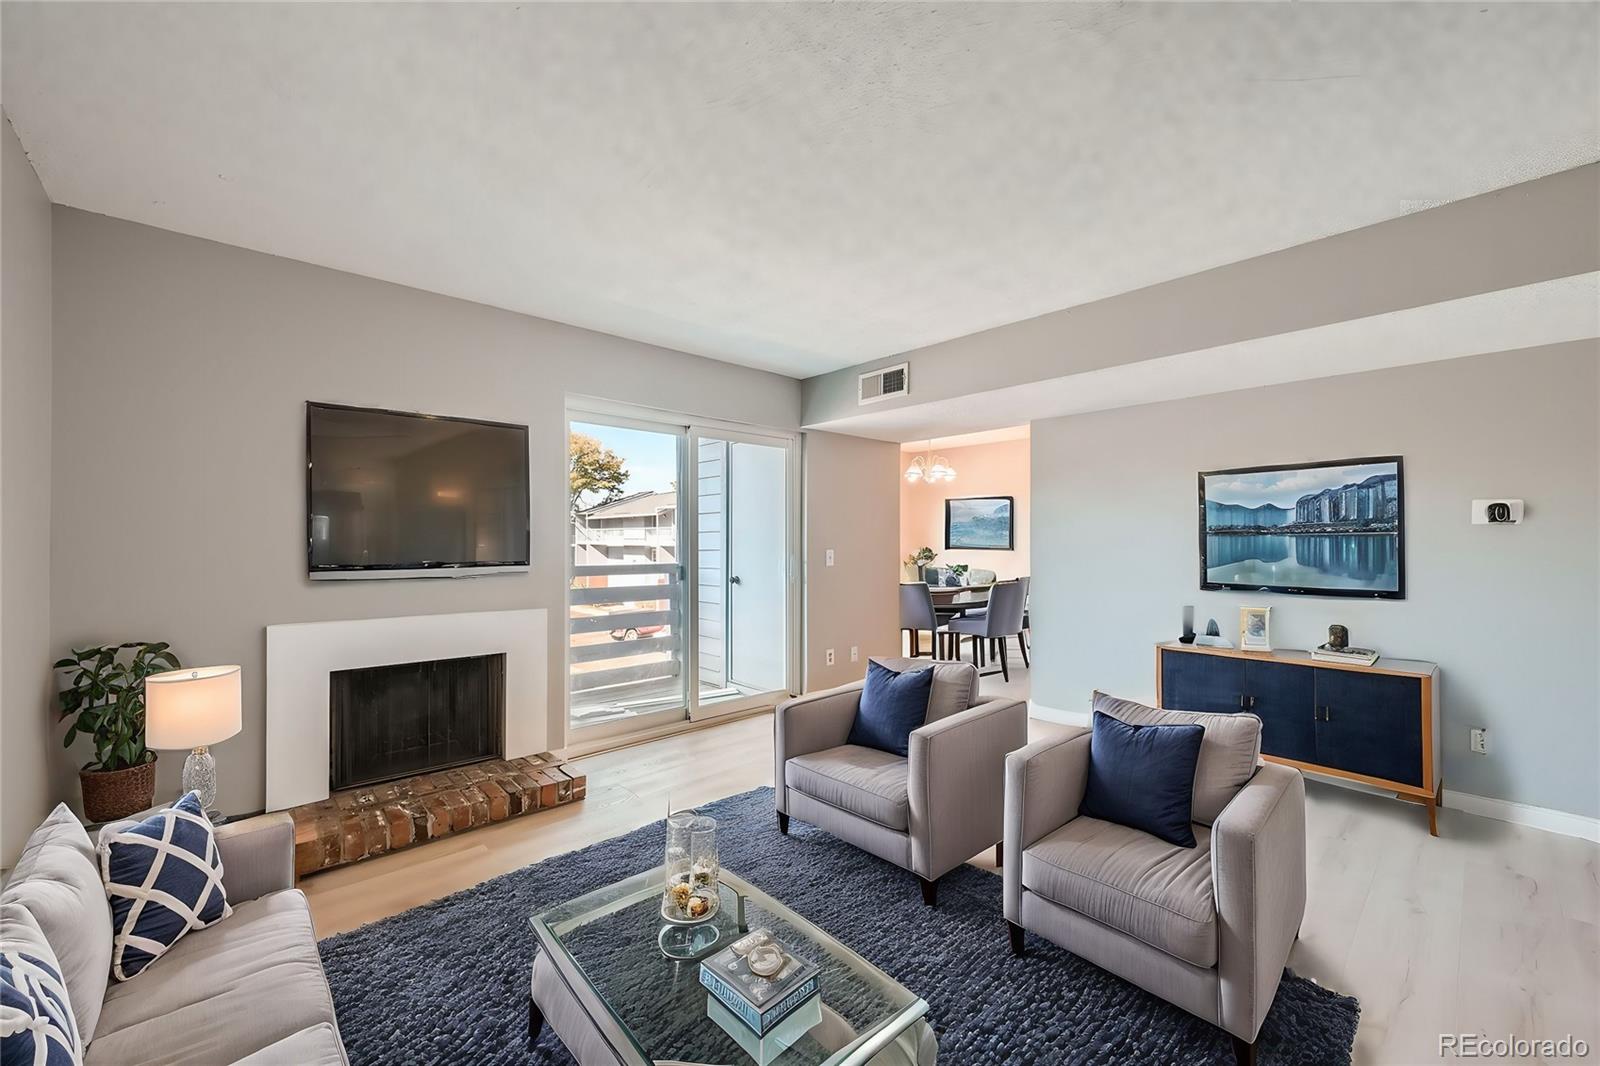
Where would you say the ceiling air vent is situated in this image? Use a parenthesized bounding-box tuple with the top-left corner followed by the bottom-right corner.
(858, 362, 909, 405)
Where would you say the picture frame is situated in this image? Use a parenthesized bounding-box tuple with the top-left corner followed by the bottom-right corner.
(944, 496, 1015, 551)
(1239, 606, 1272, 651)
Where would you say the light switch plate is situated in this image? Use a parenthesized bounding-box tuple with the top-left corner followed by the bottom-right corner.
(825, 549, 835, 567)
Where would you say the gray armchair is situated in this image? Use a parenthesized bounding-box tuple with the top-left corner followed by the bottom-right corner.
(774, 657, 1028, 906)
(1003, 693, 1305, 1066)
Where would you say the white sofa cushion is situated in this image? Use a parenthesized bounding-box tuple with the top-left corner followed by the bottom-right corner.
(0, 804, 113, 1040)
(88, 890, 341, 1066)
(228, 1022, 347, 1066)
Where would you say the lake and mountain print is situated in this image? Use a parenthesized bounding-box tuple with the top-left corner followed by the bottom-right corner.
(946, 496, 1014, 550)
(1202, 459, 1402, 596)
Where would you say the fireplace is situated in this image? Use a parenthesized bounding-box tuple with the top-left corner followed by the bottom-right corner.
(329, 653, 506, 792)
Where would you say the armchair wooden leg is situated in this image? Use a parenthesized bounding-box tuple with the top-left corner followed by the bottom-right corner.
(776, 811, 789, 835)
(994, 840, 1003, 868)
(1230, 1034, 1256, 1066)
(1008, 921, 1025, 957)
(919, 877, 938, 907)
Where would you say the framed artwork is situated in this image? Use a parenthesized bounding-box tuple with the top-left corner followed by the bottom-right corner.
(945, 496, 1014, 551)
(1239, 606, 1273, 651)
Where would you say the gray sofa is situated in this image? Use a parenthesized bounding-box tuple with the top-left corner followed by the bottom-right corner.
(774, 657, 1028, 905)
(1003, 693, 1306, 1066)
(1, 803, 347, 1066)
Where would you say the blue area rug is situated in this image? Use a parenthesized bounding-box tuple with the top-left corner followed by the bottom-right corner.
(320, 787, 1358, 1065)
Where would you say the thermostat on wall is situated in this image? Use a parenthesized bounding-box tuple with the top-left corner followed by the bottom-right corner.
(1471, 499, 1524, 524)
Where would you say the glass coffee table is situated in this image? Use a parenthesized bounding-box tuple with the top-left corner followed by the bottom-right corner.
(529, 866, 935, 1065)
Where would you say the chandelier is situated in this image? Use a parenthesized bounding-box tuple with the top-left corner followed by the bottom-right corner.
(904, 440, 956, 484)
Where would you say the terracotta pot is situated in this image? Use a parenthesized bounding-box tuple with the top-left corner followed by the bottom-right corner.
(80, 754, 158, 823)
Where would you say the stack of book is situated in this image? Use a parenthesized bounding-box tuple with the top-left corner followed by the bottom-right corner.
(699, 932, 821, 1065)
(1311, 644, 1380, 666)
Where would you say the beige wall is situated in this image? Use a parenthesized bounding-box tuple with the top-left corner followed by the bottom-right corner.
(804, 432, 900, 690)
(49, 208, 801, 817)
(1031, 341, 1600, 819)
(899, 437, 1029, 580)
(1, 113, 54, 867)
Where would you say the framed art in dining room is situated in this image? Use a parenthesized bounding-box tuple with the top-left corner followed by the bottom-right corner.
(1238, 606, 1272, 651)
(944, 496, 1014, 550)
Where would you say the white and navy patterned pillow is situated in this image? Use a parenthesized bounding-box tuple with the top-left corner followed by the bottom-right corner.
(100, 791, 231, 981)
(1, 949, 82, 1066)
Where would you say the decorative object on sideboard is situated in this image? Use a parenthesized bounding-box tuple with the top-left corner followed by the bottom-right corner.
(1199, 455, 1404, 599)
(1326, 624, 1348, 650)
(1313, 623, 1378, 665)
(145, 665, 243, 823)
(1471, 499, 1524, 524)
(1193, 617, 1233, 648)
(945, 496, 1013, 550)
(1238, 606, 1272, 651)
(55, 641, 182, 822)
(1179, 605, 1196, 644)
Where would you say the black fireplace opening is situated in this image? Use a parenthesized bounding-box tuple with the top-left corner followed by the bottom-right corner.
(329, 653, 505, 792)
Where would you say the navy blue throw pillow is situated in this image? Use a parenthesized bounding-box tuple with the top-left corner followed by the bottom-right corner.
(1080, 711, 1205, 848)
(848, 661, 934, 757)
(101, 791, 231, 980)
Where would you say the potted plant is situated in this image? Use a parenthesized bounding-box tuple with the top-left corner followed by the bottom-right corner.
(55, 641, 182, 822)
(949, 563, 971, 585)
(903, 546, 937, 581)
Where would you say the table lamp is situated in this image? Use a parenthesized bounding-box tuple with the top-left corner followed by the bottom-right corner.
(145, 665, 242, 822)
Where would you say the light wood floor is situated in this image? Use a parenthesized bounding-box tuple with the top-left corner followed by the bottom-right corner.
(303, 710, 1600, 1065)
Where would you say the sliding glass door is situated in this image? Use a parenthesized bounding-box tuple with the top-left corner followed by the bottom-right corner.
(568, 408, 796, 738)
(689, 431, 794, 721)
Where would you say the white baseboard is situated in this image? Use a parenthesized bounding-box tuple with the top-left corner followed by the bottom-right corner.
(1027, 703, 1600, 844)
(1440, 790, 1600, 843)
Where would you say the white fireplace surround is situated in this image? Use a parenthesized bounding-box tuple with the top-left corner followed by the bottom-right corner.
(265, 609, 548, 811)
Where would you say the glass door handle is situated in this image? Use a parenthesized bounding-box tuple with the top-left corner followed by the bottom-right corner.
(729, 576, 742, 585)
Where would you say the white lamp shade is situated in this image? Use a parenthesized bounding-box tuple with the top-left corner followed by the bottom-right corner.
(145, 665, 242, 750)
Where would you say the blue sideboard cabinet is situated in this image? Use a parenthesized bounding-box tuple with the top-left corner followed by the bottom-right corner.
(1156, 643, 1442, 834)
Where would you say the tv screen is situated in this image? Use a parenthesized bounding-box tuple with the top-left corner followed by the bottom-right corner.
(307, 403, 529, 577)
(1199, 456, 1404, 599)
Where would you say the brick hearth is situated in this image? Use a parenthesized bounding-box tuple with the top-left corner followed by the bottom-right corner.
(289, 754, 586, 877)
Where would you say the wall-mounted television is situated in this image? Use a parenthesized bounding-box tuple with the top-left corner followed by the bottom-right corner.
(307, 402, 530, 579)
(1199, 456, 1404, 599)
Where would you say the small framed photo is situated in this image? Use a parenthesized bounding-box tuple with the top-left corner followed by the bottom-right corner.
(1239, 606, 1272, 651)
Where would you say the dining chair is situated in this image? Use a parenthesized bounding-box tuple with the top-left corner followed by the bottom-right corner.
(945, 580, 1028, 681)
(899, 582, 949, 659)
(953, 576, 1030, 670)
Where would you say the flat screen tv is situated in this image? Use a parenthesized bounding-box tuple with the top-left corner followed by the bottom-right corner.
(1199, 456, 1404, 599)
(307, 402, 530, 579)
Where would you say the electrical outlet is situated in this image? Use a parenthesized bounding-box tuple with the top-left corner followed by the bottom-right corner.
(850, 646, 859, 662)
(1470, 728, 1488, 755)
(825, 549, 835, 567)
(825, 648, 835, 666)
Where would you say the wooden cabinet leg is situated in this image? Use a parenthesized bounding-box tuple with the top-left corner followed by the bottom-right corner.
(1426, 795, 1438, 836)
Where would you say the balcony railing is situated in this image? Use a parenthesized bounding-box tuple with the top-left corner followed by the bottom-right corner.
(569, 562, 682, 720)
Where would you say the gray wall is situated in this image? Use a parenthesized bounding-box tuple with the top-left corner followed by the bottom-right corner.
(803, 431, 900, 690)
(1031, 341, 1600, 819)
(50, 208, 801, 817)
(803, 164, 1599, 428)
(1, 113, 54, 867)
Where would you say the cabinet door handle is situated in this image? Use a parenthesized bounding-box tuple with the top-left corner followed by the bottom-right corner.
(1316, 706, 1332, 722)
(1246, 695, 1257, 710)
(1239, 694, 1249, 710)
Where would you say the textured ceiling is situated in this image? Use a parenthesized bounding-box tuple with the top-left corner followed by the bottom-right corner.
(4, 2, 1597, 377)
